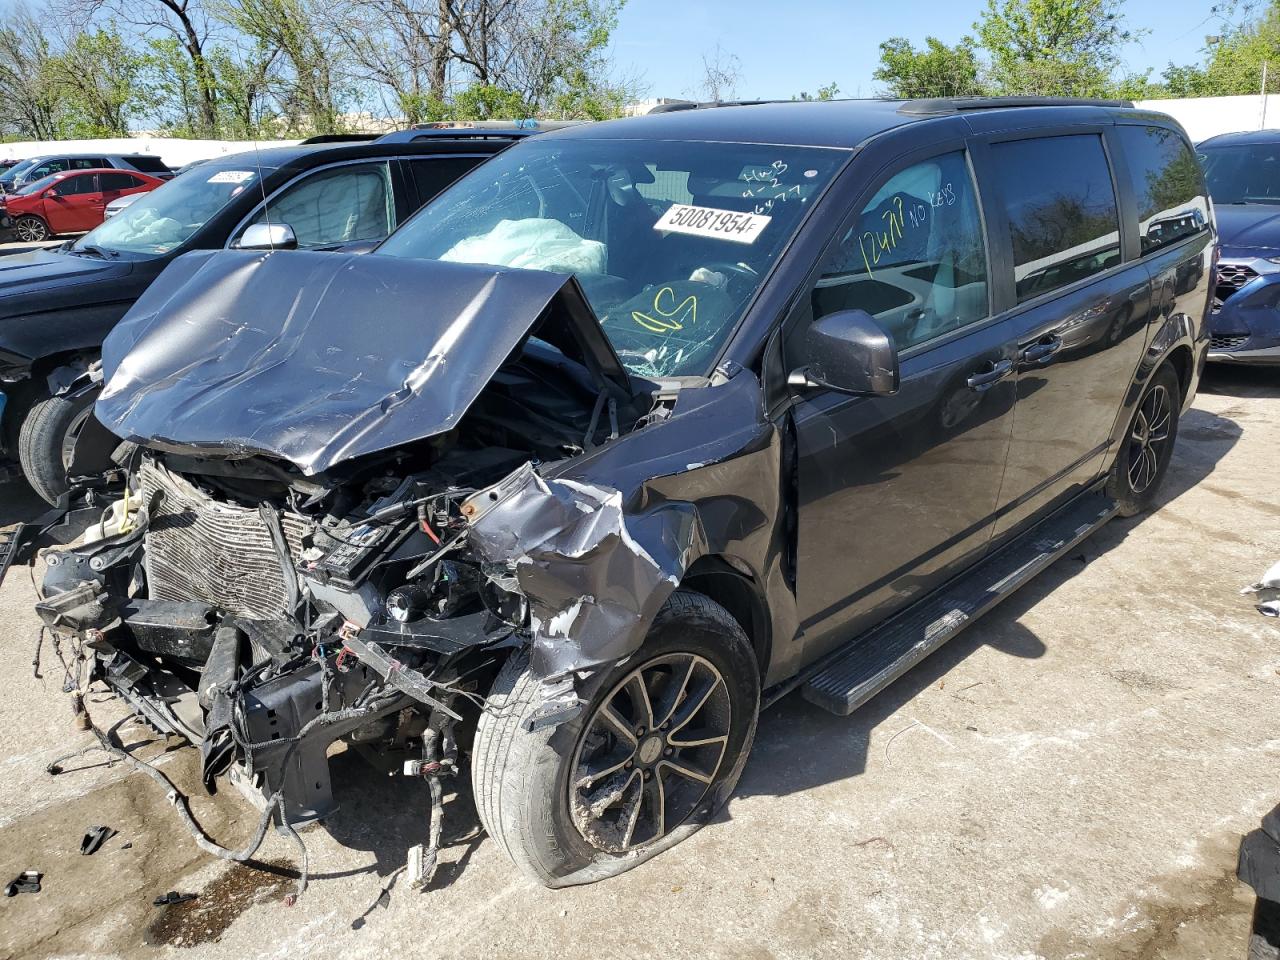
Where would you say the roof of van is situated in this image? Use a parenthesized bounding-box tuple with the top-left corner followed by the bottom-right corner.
(547, 97, 1147, 150)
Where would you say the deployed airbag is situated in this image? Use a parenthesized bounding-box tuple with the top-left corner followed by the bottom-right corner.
(441, 218, 606, 275)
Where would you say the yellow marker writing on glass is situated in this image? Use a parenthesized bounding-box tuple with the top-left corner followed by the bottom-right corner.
(633, 286, 698, 334)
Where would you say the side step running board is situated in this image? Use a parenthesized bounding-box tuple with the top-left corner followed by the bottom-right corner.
(799, 491, 1119, 716)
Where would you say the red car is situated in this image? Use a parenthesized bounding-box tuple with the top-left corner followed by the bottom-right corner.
(1, 168, 165, 242)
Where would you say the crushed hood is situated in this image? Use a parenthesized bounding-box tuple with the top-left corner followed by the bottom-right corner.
(96, 249, 629, 474)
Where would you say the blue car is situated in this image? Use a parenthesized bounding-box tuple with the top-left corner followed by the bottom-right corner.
(1200, 131, 1280, 364)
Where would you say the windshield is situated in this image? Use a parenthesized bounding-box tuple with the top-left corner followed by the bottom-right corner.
(1, 159, 36, 181)
(1199, 143, 1280, 205)
(15, 174, 58, 196)
(75, 161, 272, 256)
(378, 137, 845, 378)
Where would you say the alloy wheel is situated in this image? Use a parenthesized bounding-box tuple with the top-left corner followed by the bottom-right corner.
(569, 653, 731, 853)
(1127, 383, 1171, 494)
(14, 217, 46, 242)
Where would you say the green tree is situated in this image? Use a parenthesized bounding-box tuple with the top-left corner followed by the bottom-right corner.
(214, 0, 351, 134)
(64, 0, 221, 136)
(974, 0, 1140, 96)
(793, 81, 841, 101)
(1162, 1, 1280, 97)
(873, 36, 985, 98)
(51, 28, 152, 136)
(0, 5, 68, 138)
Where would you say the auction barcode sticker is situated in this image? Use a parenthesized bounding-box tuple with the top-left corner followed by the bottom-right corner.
(207, 170, 256, 184)
(654, 204, 772, 244)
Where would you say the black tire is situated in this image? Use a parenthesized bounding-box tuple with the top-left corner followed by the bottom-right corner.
(472, 589, 759, 887)
(1107, 363, 1181, 517)
(17, 389, 97, 504)
(13, 215, 48, 242)
(1251, 899, 1280, 960)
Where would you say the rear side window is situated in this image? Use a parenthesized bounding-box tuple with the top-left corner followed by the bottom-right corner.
(70, 158, 102, 170)
(407, 157, 482, 209)
(1116, 126, 1209, 254)
(100, 172, 142, 191)
(992, 135, 1120, 303)
(809, 150, 990, 351)
(127, 156, 171, 174)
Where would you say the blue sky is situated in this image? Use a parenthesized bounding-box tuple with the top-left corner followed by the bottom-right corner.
(610, 0, 1217, 101)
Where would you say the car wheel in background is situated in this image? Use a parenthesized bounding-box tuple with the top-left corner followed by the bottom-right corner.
(18, 389, 98, 504)
(1107, 363, 1181, 517)
(472, 589, 760, 887)
(12, 215, 48, 242)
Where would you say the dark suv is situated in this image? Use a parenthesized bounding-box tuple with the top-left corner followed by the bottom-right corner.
(1198, 130, 1280, 364)
(29, 98, 1212, 892)
(0, 132, 534, 503)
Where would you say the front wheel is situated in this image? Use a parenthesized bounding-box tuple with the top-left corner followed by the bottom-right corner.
(17, 389, 98, 504)
(13, 215, 48, 242)
(472, 590, 759, 887)
(1107, 363, 1181, 517)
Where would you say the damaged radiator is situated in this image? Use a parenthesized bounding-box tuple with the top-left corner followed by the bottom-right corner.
(140, 461, 308, 620)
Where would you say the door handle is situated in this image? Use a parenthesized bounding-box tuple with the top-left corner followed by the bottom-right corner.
(1020, 335, 1062, 365)
(966, 358, 1014, 392)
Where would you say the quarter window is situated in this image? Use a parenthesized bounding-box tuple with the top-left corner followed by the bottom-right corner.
(991, 135, 1120, 303)
(408, 157, 482, 208)
(1116, 126, 1209, 254)
(247, 162, 394, 248)
(810, 150, 990, 351)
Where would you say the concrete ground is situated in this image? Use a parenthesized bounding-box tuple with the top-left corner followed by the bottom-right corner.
(0, 365, 1276, 960)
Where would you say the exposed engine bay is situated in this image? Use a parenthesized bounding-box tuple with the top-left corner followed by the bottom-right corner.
(32, 313, 658, 892)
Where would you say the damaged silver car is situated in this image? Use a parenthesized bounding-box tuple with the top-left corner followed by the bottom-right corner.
(25, 97, 1214, 890)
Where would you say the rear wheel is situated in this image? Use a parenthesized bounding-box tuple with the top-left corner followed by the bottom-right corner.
(13, 215, 48, 242)
(472, 590, 759, 887)
(17, 389, 97, 504)
(1107, 363, 1181, 517)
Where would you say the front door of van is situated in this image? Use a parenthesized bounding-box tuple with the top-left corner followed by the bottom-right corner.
(981, 133, 1151, 540)
(788, 148, 1019, 657)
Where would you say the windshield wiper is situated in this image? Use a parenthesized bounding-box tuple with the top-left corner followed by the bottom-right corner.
(71, 244, 119, 259)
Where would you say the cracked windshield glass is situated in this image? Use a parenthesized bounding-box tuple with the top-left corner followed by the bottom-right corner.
(377, 138, 844, 378)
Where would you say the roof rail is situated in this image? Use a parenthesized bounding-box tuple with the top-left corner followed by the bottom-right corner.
(299, 133, 381, 144)
(647, 99, 784, 114)
(899, 96, 1134, 116)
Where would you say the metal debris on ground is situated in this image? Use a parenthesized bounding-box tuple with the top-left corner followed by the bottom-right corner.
(80, 824, 117, 855)
(153, 891, 197, 906)
(5, 870, 42, 896)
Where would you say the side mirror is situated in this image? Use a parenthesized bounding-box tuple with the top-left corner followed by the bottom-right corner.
(236, 222, 298, 251)
(788, 308, 899, 396)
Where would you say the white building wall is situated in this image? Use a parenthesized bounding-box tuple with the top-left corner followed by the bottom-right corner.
(1136, 95, 1280, 143)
